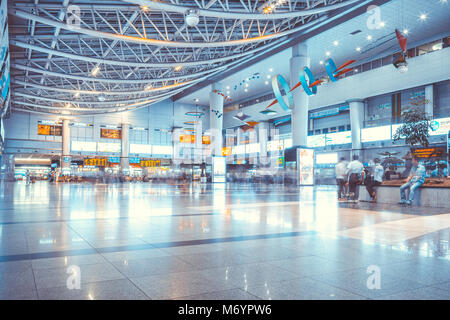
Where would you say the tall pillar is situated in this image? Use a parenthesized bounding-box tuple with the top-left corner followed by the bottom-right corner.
(120, 123, 130, 172)
(424, 85, 434, 118)
(62, 118, 71, 169)
(347, 99, 365, 153)
(290, 43, 310, 147)
(257, 122, 269, 158)
(209, 83, 224, 156)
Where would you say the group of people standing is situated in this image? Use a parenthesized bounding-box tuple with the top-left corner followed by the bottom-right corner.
(335, 155, 382, 202)
(335, 154, 426, 205)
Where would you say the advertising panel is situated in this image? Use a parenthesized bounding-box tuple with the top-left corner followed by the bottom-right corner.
(298, 148, 314, 185)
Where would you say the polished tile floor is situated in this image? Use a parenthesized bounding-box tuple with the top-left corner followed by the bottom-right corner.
(0, 181, 449, 300)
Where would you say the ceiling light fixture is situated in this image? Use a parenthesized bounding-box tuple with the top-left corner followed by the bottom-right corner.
(403, 29, 409, 35)
(333, 40, 339, 46)
(419, 13, 427, 21)
(185, 10, 200, 27)
(356, 47, 361, 52)
(174, 65, 183, 72)
(367, 35, 372, 41)
(325, 51, 331, 56)
(319, 61, 324, 65)
(91, 66, 100, 76)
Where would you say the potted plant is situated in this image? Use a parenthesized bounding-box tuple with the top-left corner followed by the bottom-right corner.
(393, 107, 431, 149)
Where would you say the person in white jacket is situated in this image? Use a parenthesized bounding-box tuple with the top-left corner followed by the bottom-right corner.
(335, 157, 348, 200)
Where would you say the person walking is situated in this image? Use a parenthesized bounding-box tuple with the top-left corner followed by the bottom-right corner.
(335, 157, 348, 200)
(399, 156, 426, 205)
(347, 155, 364, 202)
(365, 158, 384, 202)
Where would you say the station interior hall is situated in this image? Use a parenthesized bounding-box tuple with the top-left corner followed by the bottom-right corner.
(0, 0, 450, 300)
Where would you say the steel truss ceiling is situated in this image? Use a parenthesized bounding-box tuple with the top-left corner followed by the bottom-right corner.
(9, 0, 361, 116)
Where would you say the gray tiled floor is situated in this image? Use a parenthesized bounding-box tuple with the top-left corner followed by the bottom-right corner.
(1, 182, 449, 300)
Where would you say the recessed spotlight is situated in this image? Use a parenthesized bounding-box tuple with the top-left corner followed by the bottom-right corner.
(194, 98, 199, 102)
(244, 88, 248, 92)
(319, 61, 324, 65)
(266, 75, 271, 79)
(269, 68, 273, 72)
(325, 51, 331, 56)
(265, 81, 269, 85)
(356, 47, 361, 52)
(419, 13, 427, 21)
(174, 65, 183, 72)
(379, 21, 385, 27)
(367, 35, 372, 41)
(245, 83, 249, 87)
(226, 91, 230, 95)
(226, 86, 230, 89)
(333, 40, 339, 46)
(403, 29, 409, 35)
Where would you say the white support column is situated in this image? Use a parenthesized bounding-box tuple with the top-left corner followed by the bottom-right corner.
(209, 83, 224, 156)
(257, 122, 269, 159)
(120, 123, 130, 173)
(424, 84, 434, 118)
(61, 118, 70, 168)
(347, 99, 365, 153)
(290, 43, 310, 147)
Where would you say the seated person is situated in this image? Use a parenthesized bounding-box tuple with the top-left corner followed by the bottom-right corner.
(399, 156, 426, 205)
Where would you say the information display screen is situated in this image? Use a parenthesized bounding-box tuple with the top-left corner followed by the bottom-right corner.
(38, 124, 62, 136)
(100, 128, 121, 139)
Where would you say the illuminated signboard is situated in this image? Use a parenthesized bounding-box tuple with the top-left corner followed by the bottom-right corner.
(38, 124, 62, 136)
(325, 131, 351, 145)
(222, 147, 232, 156)
(298, 148, 314, 185)
(100, 128, 121, 139)
(429, 117, 450, 136)
(232, 144, 246, 155)
(130, 144, 152, 154)
(307, 134, 326, 148)
(180, 134, 196, 143)
(129, 157, 141, 164)
(84, 158, 107, 167)
(361, 125, 391, 142)
(71, 141, 97, 152)
(412, 147, 445, 159)
(108, 157, 120, 163)
(202, 136, 211, 145)
(97, 142, 121, 153)
(140, 160, 161, 167)
(152, 145, 172, 155)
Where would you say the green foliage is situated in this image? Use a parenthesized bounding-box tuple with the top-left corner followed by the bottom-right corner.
(393, 108, 430, 148)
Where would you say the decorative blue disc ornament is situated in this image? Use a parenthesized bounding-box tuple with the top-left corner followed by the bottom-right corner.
(300, 67, 318, 96)
(271, 74, 294, 111)
(325, 58, 338, 82)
